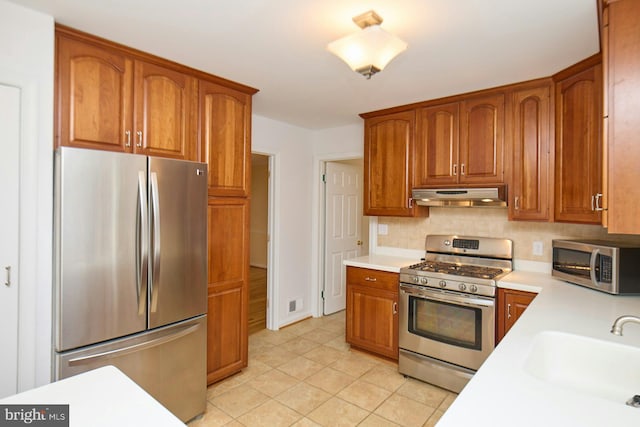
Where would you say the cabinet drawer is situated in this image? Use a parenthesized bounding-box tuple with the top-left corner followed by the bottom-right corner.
(347, 267, 398, 292)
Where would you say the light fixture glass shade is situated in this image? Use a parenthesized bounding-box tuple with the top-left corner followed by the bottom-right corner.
(327, 25, 407, 78)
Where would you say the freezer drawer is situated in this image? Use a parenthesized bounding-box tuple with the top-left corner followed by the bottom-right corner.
(56, 316, 206, 423)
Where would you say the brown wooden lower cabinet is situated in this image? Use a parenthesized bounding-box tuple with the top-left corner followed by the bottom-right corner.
(496, 288, 537, 344)
(345, 267, 399, 360)
(206, 197, 249, 384)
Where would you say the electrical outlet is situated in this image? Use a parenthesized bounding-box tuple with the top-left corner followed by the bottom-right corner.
(378, 223, 388, 235)
(532, 241, 544, 256)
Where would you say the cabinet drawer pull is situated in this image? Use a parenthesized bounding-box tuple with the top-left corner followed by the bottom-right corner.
(514, 196, 520, 210)
(594, 193, 604, 211)
(461, 163, 466, 176)
(136, 130, 143, 148)
(125, 130, 131, 147)
(393, 302, 398, 314)
(453, 164, 457, 176)
(507, 303, 512, 319)
(364, 277, 377, 282)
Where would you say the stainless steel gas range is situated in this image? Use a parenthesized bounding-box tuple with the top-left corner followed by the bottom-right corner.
(398, 235, 513, 393)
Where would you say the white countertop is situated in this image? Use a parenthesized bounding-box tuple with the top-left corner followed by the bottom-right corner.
(0, 366, 184, 427)
(438, 271, 640, 427)
(343, 254, 418, 273)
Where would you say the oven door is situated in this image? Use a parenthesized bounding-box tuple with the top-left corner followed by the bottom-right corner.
(399, 283, 495, 371)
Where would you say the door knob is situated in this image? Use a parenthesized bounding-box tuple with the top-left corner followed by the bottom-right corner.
(357, 240, 363, 246)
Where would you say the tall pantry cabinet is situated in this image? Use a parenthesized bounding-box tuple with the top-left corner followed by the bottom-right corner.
(55, 26, 258, 386)
(200, 81, 255, 384)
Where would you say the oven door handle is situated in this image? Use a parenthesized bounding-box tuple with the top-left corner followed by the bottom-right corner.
(400, 284, 494, 308)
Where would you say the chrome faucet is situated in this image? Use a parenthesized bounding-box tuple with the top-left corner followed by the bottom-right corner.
(611, 315, 640, 336)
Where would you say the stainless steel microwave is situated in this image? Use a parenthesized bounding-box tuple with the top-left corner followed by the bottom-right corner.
(552, 239, 640, 294)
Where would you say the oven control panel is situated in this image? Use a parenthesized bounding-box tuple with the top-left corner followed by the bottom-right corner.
(399, 273, 496, 297)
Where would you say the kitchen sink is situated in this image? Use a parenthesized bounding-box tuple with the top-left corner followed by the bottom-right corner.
(524, 331, 640, 405)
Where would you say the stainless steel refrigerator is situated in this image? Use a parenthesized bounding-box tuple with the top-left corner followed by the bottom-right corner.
(53, 147, 208, 422)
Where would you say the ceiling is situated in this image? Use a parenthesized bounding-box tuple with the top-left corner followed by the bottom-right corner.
(11, 0, 600, 129)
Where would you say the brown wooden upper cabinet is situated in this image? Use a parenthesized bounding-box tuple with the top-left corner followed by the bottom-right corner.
(199, 81, 252, 197)
(601, 0, 640, 234)
(415, 93, 505, 187)
(134, 61, 197, 160)
(56, 31, 198, 160)
(363, 111, 423, 217)
(553, 56, 603, 224)
(415, 103, 459, 186)
(460, 93, 505, 184)
(509, 81, 553, 221)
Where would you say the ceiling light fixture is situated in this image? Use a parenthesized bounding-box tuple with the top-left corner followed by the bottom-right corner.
(327, 10, 408, 79)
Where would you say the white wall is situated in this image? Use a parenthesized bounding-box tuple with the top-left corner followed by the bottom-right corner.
(311, 123, 363, 156)
(252, 114, 315, 327)
(0, 0, 54, 390)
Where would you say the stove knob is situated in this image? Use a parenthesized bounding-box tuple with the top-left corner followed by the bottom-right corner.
(458, 283, 467, 291)
(413, 276, 420, 284)
(469, 284, 478, 293)
(439, 280, 447, 288)
(420, 277, 428, 285)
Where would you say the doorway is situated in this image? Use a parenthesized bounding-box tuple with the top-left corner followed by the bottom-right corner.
(249, 153, 271, 334)
(321, 159, 369, 315)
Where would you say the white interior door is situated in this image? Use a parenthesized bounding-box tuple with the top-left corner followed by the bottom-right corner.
(0, 83, 20, 398)
(323, 162, 362, 315)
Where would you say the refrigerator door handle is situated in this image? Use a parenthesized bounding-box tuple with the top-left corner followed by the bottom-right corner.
(67, 323, 200, 367)
(136, 171, 148, 316)
(149, 171, 161, 312)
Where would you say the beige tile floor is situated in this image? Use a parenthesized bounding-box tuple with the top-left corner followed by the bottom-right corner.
(189, 311, 457, 427)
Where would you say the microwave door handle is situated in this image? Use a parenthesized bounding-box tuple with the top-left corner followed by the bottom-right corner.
(589, 248, 600, 286)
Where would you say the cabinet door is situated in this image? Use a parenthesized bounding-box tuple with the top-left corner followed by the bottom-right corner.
(460, 93, 505, 184)
(199, 80, 251, 197)
(510, 84, 552, 221)
(554, 63, 602, 224)
(364, 111, 416, 216)
(134, 61, 197, 160)
(206, 197, 249, 384)
(415, 103, 460, 186)
(604, 0, 640, 234)
(57, 35, 133, 151)
(346, 284, 398, 360)
(496, 288, 536, 343)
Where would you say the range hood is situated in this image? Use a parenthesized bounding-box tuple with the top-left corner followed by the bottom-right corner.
(412, 186, 507, 207)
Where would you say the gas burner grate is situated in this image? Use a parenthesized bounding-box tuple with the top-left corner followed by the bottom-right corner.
(407, 261, 504, 280)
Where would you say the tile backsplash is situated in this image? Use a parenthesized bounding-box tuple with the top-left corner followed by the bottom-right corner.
(377, 208, 640, 261)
